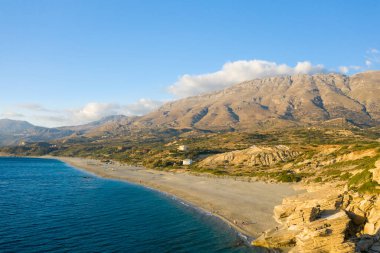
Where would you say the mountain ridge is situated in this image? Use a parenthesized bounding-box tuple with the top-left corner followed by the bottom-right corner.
(134, 71, 380, 131)
(0, 71, 379, 145)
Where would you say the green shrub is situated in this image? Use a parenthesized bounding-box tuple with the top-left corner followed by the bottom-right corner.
(340, 172, 351, 180)
(277, 171, 302, 182)
(357, 181, 380, 193)
(348, 169, 372, 186)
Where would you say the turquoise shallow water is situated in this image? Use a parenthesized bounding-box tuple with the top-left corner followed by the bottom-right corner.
(0, 157, 259, 253)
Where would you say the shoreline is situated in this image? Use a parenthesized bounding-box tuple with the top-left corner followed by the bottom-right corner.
(56, 157, 256, 239)
(0, 155, 302, 243)
(54, 156, 302, 239)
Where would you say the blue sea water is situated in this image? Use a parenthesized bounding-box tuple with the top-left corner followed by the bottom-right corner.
(0, 157, 259, 253)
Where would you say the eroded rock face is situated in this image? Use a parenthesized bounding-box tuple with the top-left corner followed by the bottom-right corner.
(200, 145, 299, 167)
(292, 211, 354, 253)
(253, 186, 380, 252)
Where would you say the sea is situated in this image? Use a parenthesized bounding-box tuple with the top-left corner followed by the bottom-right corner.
(0, 157, 260, 253)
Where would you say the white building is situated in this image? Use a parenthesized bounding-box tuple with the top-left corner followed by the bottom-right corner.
(182, 159, 193, 165)
(178, 145, 189, 151)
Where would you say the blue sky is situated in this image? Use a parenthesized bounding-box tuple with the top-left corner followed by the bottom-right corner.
(0, 0, 379, 126)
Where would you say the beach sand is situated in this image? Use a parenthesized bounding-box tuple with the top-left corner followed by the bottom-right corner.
(56, 156, 302, 239)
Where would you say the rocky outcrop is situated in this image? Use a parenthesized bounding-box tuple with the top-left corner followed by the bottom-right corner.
(342, 192, 380, 252)
(253, 185, 380, 252)
(292, 211, 354, 253)
(199, 145, 299, 167)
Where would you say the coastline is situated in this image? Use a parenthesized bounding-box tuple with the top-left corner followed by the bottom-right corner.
(51, 156, 302, 240)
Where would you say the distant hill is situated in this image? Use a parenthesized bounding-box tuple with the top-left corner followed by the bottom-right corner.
(58, 115, 136, 135)
(0, 119, 75, 146)
(0, 116, 137, 146)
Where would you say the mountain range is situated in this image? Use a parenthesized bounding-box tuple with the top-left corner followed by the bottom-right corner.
(1, 71, 379, 146)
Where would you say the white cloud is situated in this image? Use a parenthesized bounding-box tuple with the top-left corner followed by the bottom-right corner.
(339, 48, 380, 74)
(69, 99, 164, 123)
(368, 48, 379, 54)
(1, 112, 25, 118)
(122, 99, 164, 115)
(339, 66, 349, 74)
(365, 48, 380, 67)
(17, 103, 51, 112)
(71, 102, 120, 122)
(338, 65, 362, 74)
(1, 99, 164, 127)
(62, 99, 163, 126)
(168, 60, 326, 97)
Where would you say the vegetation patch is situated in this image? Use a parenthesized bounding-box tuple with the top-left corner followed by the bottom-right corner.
(348, 169, 372, 186)
(276, 171, 302, 182)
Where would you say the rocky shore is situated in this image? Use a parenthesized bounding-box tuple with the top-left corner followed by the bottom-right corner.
(253, 183, 380, 252)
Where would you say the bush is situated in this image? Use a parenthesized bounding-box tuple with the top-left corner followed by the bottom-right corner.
(277, 171, 302, 182)
(357, 181, 380, 193)
(348, 169, 372, 186)
(340, 172, 351, 180)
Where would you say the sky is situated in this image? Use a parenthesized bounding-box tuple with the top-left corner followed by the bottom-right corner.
(0, 0, 379, 127)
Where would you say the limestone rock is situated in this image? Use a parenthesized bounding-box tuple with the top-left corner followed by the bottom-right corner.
(368, 208, 380, 224)
(364, 223, 376, 235)
(293, 211, 354, 253)
(252, 229, 297, 249)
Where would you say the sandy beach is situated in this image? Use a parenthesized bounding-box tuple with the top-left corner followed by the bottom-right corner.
(53, 156, 302, 239)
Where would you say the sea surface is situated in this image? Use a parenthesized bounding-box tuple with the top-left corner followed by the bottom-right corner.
(0, 157, 258, 253)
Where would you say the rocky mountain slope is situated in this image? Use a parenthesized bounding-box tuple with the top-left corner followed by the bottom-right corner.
(136, 71, 380, 130)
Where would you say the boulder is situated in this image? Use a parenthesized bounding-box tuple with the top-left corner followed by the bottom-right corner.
(368, 207, 380, 224)
(273, 204, 295, 223)
(364, 223, 376, 235)
(252, 228, 297, 249)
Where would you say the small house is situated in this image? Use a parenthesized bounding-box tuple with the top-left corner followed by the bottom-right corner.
(178, 145, 189, 151)
(182, 159, 193, 165)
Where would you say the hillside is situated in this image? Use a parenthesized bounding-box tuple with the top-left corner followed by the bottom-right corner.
(136, 71, 380, 130)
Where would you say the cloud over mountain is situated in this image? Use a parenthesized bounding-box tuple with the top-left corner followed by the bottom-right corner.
(168, 60, 326, 97)
(71, 99, 164, 122)
(2, 99, 164, 127)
